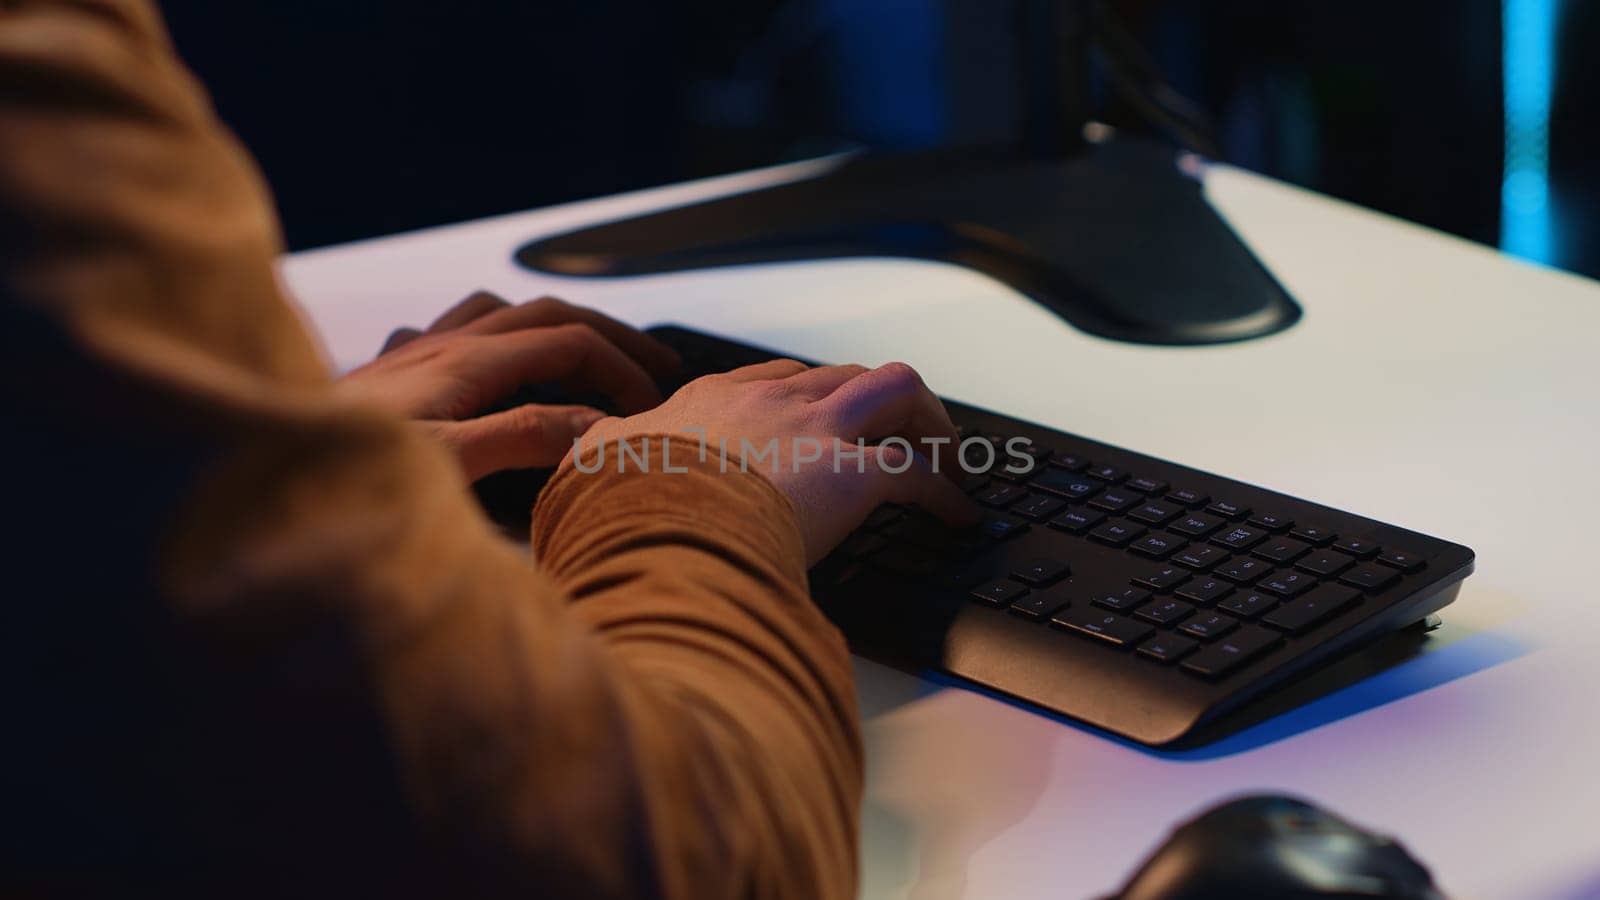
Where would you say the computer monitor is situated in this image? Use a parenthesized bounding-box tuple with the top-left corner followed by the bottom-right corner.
(514, 0, 1301, 346)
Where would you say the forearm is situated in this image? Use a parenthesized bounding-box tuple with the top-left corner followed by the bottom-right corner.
(531, 437, 863, 900)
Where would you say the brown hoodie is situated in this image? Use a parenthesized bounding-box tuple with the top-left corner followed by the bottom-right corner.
(0, 1, 860, 896)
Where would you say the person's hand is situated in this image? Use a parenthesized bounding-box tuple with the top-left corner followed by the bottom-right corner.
(337, 291, 680, 480)
(577, 358, 980, 565)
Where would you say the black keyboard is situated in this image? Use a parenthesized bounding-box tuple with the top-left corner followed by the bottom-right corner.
(650, 326, 1476, 746)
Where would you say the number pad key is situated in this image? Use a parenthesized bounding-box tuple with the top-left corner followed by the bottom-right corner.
(1137, 632, 1199, 663)
(1179, 612, 1239, 641)
(1340, 564, 1400, 593)
(1254, 537, 1311, 565)
(1214, 557, 1273, 584)
(1133, 566, 1191, 592)
(1262, 585, 1361, 634)
(1172, 546, 1230, 571)
(1217, 592, 1279, 619)
(1257, 570, 1317, 598)
(1213, 525, 1268, 551)
(1181, 626, 1283, 678)
(1052, 608, 1153, 647)
(1175, 577, 1234, 605)
(1136, 598, 1195, 626)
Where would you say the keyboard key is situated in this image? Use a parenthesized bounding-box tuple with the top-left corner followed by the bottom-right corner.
(1171, 514, 1224, 537)
(1247, 512, 1293, 533)
(1012, 557, 1071, 586)
(1126, 476, 1170, 495)
(1048, 453, 1090, 472)
(1340, 564, 1400, 593)
(1030, 468, 1101, 500)
(1137, 632, 1199, 663)
(1011, 493, 1067, 521)
(1128, 501, 1183, 526)
(1333, 536, 1381, 559)
(1087, 465, 1126, 483)
(1090, 520, 1146, 546)
(1179, 611, 1239, 641)
(1010, 591, 1069, 621)
(1181, 626, 1283, 678)
(1257, 570, 1317, 598)
(1296, 550, 1355, 577)
(1218, 592, 1279, 619)
(1378, 547, 1427, 573)
(1254, 537, 1311, 565)
(1214, 557, 1272, 584)
(978, 514, 1029, 542)
(976, 483, 1028, 508)
(1089, 489, 1141, 513)
(1207, 500, 1251, 519)
(1131, 532, 1188, 559)
(1052, 608, 1153, 648)
(1133, 566, 1192, 592)
(1048, 507, 1105, 534)
(1213, 525, 1268, 551)
(1167, 488, 1210, 508)
(1175, 578, 1234, 605)
(1262, 585, 1361, 634)
(962, 473, 991, 494)
(1095, 588, 1151, 611)
(1136, 597, 1195, 625)
(971, 579, 1029, 608)
(1171, 545, 1230, 571)
(1290, 523, 1337, 546)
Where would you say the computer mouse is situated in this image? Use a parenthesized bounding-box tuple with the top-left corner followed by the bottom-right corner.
(1110, 795, 1446, 900)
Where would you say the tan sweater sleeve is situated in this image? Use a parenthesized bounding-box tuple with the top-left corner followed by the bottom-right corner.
(0, 2, 860, 897)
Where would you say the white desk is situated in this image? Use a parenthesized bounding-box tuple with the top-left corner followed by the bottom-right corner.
(285, 159, 1600, 900)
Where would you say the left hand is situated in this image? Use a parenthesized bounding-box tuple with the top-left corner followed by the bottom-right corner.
(338, 291, 680, 480)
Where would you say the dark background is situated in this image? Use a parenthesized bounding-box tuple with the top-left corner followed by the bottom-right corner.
(159, 0, 1600, 279)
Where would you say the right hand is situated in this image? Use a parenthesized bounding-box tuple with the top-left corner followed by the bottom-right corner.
(576, 358, 980, 565)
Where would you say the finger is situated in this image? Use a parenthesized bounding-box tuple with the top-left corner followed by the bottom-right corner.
(863, 444, 981, 526)
(459, 296, 681, 378)
(472, 324, 664, 414)
(428, 290, 511, 333)
(814, 362, 963, 481)
(718, 358, 810, 382)
(431, 404, 606, 481)
(380, 327, 424, 355)
(782, 363, 870, 399)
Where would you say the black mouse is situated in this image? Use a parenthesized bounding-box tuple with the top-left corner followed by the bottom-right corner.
(1110, 795, 1446, 900)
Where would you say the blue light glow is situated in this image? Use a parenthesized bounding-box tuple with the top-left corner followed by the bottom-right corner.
(1501, 0, 1562, 264)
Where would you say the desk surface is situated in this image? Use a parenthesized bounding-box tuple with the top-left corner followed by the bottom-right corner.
(286, 159, 1600, 900)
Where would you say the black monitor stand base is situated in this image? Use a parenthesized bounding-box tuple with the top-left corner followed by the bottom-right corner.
(515, 137, 1301, 346)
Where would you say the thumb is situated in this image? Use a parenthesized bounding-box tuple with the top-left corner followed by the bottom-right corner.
(433, 404, 607, 481)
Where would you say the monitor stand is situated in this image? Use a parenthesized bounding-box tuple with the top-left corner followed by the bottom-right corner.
(514, 136, 1301, 346)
